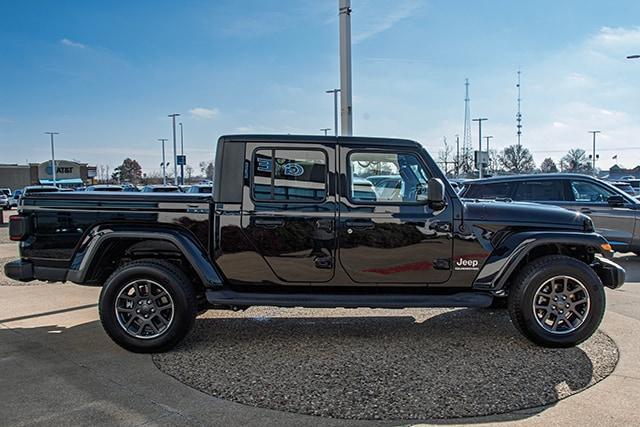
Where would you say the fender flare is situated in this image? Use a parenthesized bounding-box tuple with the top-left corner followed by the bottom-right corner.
(66, 225, 223, 288)
(473, 231, 611, 292)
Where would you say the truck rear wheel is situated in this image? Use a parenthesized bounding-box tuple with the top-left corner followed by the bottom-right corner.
(508, 255, 605, 348)
(99, 260, 197, 353)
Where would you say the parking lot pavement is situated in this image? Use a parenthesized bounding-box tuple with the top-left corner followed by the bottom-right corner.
(0, 239, 639, 426)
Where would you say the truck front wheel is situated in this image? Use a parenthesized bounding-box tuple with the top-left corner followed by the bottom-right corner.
(508, 255, 605, 348)
(99, 260, 197, 353)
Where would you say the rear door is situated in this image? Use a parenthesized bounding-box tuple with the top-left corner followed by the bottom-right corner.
(337, 147, 453, 284)
(241, 142, 336, 283)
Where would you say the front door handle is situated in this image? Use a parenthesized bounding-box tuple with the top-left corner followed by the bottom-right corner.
(254, 218, 285, 228)
(580, 208, 593, 214)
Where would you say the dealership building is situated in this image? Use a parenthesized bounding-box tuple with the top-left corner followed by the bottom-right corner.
(0, 160, 97, 190)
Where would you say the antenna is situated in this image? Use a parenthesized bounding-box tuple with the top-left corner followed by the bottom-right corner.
(462, 78, 472, 173)
(516, 69, 522, 146)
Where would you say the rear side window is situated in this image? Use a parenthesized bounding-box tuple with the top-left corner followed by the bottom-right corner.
(464, 182, 514, 199)
(252, 149, 327, 202)
(513, 180, 565, 201)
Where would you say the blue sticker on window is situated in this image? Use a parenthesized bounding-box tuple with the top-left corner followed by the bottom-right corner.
(283, 163, 304, 177)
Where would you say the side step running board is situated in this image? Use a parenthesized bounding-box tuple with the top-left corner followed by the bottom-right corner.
(205, 289, 493, 309)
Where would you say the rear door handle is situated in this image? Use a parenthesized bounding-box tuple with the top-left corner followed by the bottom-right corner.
(254, 218, 285, 228)
(345, 220, 375, 230)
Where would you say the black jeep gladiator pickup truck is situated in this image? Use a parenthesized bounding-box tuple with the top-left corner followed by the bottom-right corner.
(5, 135, 625, 352)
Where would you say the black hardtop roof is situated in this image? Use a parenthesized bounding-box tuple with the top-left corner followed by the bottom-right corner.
(468, 173, 599, 184)
(218, 134, 421, 148)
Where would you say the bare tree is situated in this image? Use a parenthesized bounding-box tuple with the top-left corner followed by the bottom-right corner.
(497, 144, 536, 174)
(560, 149, 592, 174)
(540, 157, 558, 173)
(437, 137, 454, 177)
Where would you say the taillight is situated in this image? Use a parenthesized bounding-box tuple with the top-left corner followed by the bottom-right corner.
(9, 215, 29, 241)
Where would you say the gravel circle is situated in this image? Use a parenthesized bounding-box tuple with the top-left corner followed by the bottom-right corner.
(153, 307, 618, 421)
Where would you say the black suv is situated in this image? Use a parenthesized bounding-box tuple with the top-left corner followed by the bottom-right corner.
(461, 174, 640, 253)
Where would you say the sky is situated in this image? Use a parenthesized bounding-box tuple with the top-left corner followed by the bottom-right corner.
(1, 0, 640, 174)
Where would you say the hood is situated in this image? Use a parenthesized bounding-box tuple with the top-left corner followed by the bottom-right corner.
(462, 199, 590, 230)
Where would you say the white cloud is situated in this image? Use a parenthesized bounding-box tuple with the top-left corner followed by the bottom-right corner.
(60, 38, 86, 49)
(592, 26, 640, 47)
(353, 0, 424, 44)
(189, 107, 220, 119)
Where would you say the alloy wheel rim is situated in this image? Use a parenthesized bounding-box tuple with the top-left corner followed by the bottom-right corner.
(115, 279, 175, 339)
(532, 275, 590, 335)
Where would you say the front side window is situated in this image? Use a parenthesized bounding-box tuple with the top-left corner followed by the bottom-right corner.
(570, 180, 616, 202)
(252, 149, 327, 202)
(349, 152, 430, 203)
(513, 180, 565, 201)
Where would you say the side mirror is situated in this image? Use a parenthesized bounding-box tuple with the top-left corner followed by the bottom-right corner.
(607, 194, 625, 207)
(427, 178, 446, 210)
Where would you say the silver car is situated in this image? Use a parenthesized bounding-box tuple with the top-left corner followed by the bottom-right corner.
(461, 173, 640, 253)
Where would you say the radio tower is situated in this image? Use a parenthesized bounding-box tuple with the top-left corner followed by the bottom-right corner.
(462, 78, 472, 174)
(516, 69, 522, 146)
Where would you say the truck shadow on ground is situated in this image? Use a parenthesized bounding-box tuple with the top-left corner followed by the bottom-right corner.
(152, 308, 617, 422)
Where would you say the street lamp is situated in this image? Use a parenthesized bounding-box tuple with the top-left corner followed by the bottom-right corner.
(45, 132, 59, 185)
(158, 138, 168, 185)
(472, 118, 488, 179)
(485, 135, 493, 173)
(168, 113, 180, 186)
(179, 122, 184, 185)
(321, 128, 331, 136)
(326, 89, 340, 136)
(589, 130, 601, 176)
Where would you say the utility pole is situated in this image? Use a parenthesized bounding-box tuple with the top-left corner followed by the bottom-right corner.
(168, 113, 180, 185)
(339, 0, 353, 136)
(455, 134, 460, 178)
(325, 89, 340, 136)
(321, 128, 331, 136)
(158, 138, 168, 185)
(472, 118, 488, 179)
(45, 132, 59, 185)
(516, 69, 522, 147)
(589, 130, 601, 176)
(462, 79, 472, 174)
(179, 122, 184, 185)
(485, 135, 493, 173)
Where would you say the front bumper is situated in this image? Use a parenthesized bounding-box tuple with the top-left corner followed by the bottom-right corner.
(594, 256, 625, 289)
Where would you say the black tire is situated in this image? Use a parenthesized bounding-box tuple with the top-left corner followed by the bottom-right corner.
(99, 259, 197, 353)
(508, 255, 605, 348)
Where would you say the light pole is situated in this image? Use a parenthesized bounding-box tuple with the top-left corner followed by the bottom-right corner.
(472, 118, 488, 178)
(485, 135, 493, 173)
(168, 113, 180, 186)
(455, 134, 460, 178)
(321, 128, 331, 136)
(179, 122, 184, 185)
(325, 89, 340, 136)
(339, 0, 353, 136)
(45, 132, 59, 185)
(589, 130, 601, 176)
(158, 138, 168, 185)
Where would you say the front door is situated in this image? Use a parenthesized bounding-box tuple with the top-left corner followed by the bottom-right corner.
(241, 143, 336, 283)
(337, 148, 453, 284)
(562, 178, 637, 250)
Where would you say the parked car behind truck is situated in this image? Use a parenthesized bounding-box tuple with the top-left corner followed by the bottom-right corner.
(5, 135, 624, 352)
(460, 174, 640, 254)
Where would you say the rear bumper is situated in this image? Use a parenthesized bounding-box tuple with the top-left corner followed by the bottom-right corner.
(594, 256, 625, 290)
(4, 260, 34, 282)
(4, 259, 67, 283)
